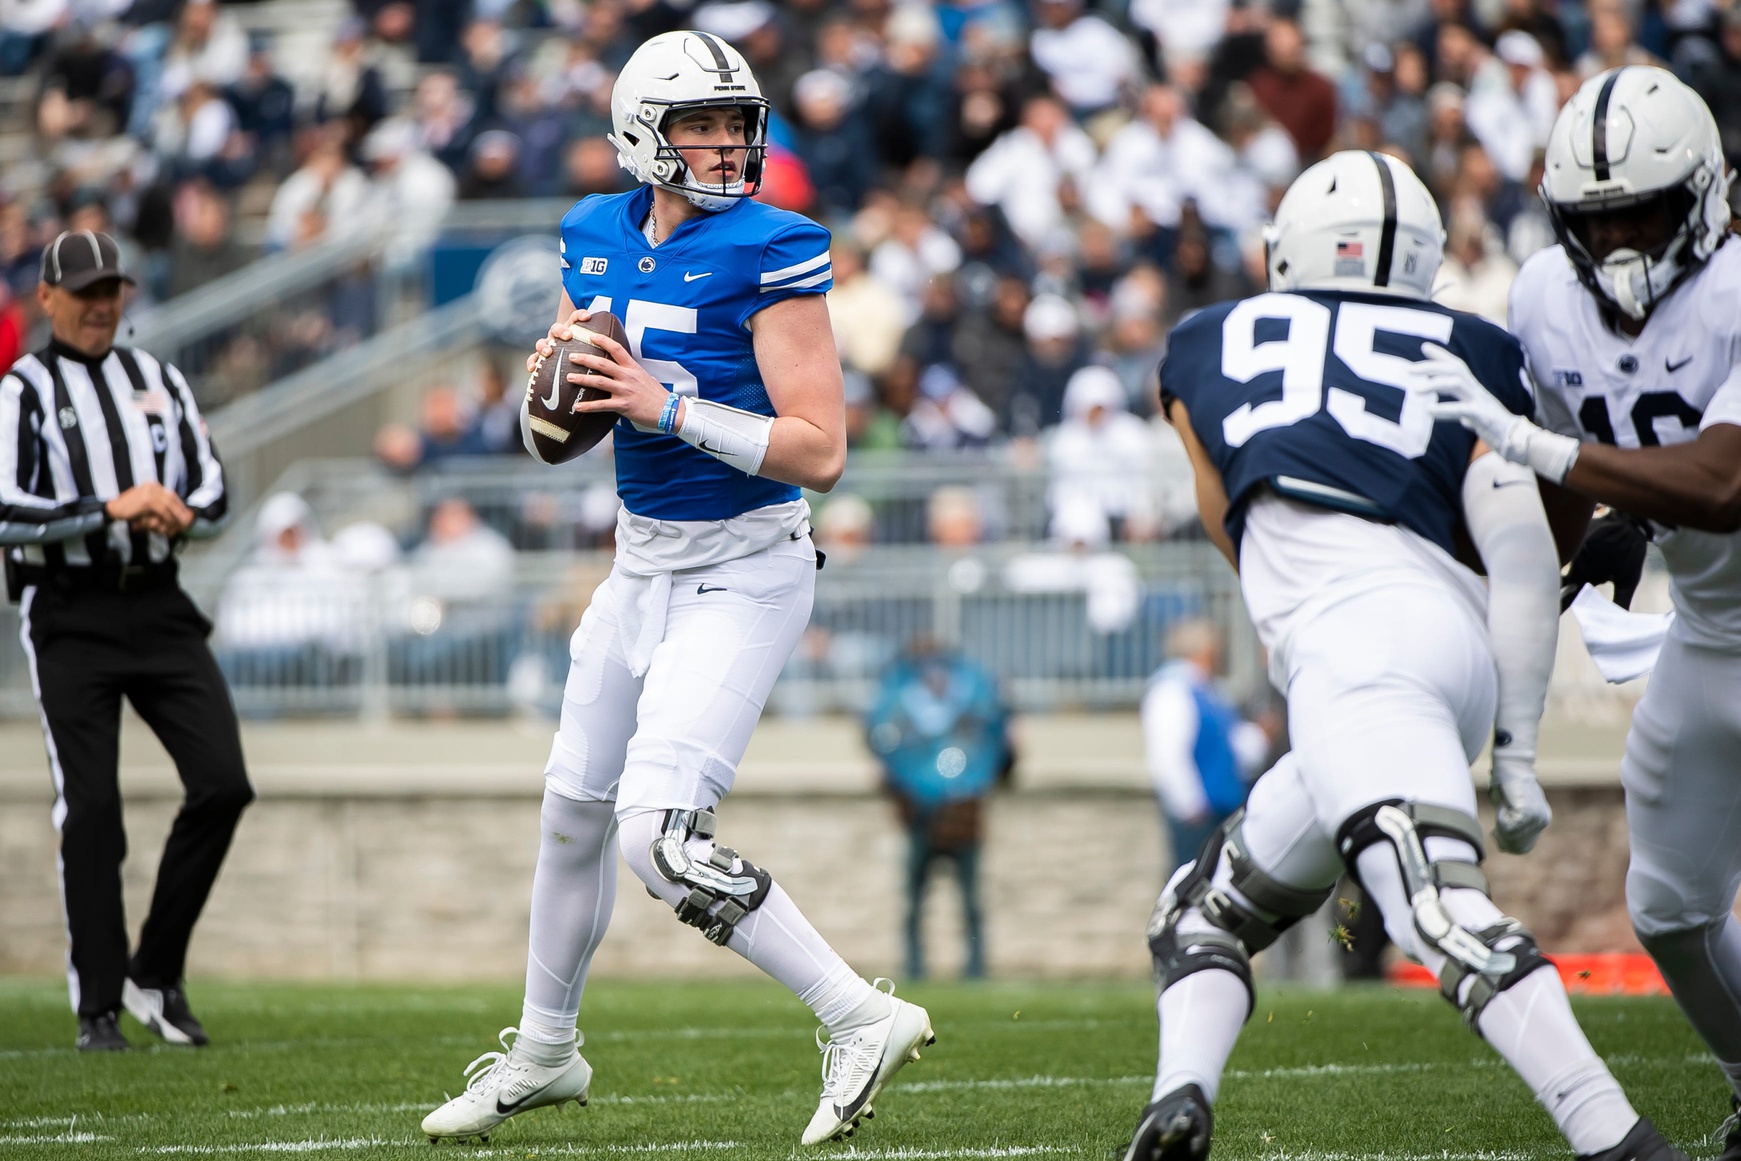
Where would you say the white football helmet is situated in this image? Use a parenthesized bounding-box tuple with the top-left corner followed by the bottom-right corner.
(608, 30, 770, 212)
(1264, 150, 1444, 300)
(1541, 66, 1732, 320)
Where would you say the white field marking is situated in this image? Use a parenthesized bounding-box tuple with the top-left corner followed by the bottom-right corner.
(462, 1141, 741, 1158)
(837, 1148, 1079, 1159)
(146, 1138, 395, 1154)
(1253, 1152, 1536, 1160)
(0, 1132, 111, 1144)
(899, 1075, 1148, 1093)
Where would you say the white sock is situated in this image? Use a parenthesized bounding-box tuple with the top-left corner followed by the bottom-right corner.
(1476, 964, 1637, 1154)
(1153, 963, 1250, 1104)
(617, 809, 884, 1035)
(519, 791, 619, 1047)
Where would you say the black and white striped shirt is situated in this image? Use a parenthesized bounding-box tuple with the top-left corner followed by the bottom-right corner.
(1, 340, 226, 574)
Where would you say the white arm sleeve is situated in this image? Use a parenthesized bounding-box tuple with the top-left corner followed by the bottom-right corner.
(1141, 676, 1208, 820)
(676, 396, 774, 476)
(1462, 451, 1561, 764)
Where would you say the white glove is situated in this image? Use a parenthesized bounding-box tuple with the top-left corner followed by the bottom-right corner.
(1488, 753, 1552, 855)
(1410, 343, 1580, 484)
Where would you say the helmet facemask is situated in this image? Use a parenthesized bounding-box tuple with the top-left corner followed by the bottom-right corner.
(613, 98, 769, 213)
(1548, 181, 1701, 319)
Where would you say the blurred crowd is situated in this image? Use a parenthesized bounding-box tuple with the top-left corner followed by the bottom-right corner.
(5, 0, 1741, 535)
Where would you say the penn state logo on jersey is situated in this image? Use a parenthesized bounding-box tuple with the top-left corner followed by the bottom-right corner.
(1161, 289, 1534, 556)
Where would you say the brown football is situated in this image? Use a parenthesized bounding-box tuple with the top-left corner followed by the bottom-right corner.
(525, 311, 629, 464)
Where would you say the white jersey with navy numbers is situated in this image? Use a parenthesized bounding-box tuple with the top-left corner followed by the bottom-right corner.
(558, 185, 832, 523)
(1511, 241, 1741, 648)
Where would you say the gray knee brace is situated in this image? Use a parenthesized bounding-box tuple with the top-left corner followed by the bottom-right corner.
(1146, 809, 1336, 1013)
(1337, 800, 1550, 1032)
(650, 808, 772, 946)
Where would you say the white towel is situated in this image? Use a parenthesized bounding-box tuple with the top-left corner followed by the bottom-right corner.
(1569, 583, 1674, 684)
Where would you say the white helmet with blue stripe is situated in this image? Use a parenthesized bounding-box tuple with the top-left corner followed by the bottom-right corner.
(1541, 66, 1731, 321)
(608, 30, 771, 213)
(1264, 150, 1445, 301)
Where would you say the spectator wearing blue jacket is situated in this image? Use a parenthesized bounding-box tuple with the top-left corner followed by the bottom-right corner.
(1141, 619, 1267, 872)
(866, 638, 1014, 980)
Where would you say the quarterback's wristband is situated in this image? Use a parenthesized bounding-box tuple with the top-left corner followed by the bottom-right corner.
(658, 393, 681, 435)
(676, 396, 774, 476)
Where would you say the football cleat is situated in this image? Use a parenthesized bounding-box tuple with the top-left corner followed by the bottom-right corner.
(800, 983, 934, 1146)
(1715, 1096, 1741, 1161)
(76, 1010, 130, 1052)
(1124, 1083, 1213, 1161)
(421, 1028, 591, 1143)
(1575, 1117, 1689, 1161)
(123, 979, 209, 1046)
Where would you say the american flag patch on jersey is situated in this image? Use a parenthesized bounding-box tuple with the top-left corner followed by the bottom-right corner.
(1334, 238, 1366, 276)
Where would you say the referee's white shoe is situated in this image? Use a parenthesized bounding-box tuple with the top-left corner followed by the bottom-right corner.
(122, 979, 209, 1046)
(801, 986, 935, 1146)
(422, 1028, 590, 1143)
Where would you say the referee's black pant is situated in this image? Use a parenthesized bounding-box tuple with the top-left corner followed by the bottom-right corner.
(21, 580, 252, 1018)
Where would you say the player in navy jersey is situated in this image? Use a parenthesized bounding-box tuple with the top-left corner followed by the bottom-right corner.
(1125, 151, 1684, 1161)
(422, 31, 931, 1147)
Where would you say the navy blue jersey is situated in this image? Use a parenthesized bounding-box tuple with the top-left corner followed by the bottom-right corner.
(1160, 290, 1533, 556)
(559, 186, 832, 521)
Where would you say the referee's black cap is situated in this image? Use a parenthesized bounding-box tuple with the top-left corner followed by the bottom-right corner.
(39, 230, 136, 293)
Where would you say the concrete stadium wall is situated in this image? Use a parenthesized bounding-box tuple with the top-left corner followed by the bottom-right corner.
(0, 715, 1643, 985)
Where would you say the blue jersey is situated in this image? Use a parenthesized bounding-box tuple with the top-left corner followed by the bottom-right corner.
(558, 186, 832, 521)
(1160, 289, 1533, 557)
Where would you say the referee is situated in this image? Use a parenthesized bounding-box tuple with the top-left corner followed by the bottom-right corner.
(1, 231, 252, 1052)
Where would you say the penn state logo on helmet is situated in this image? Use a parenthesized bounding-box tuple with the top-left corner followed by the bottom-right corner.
(1540, 66, 1732, 321)
(607, 31, 771, 213)
(1264, 150, 1444, 300)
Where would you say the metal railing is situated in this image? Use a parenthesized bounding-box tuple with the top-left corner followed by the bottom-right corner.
(191, 540, 1251, 721)
(133, 199, 571, 410)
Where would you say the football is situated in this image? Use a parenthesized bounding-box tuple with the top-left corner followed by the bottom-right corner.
(524, 311, 629, 464)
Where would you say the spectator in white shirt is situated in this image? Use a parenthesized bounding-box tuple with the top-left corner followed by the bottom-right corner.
(1046, 365, 1157, 540)
(1029, 0, 1141, 116)
(869, 202, 963, 324)
(264, 131, 371, 251)
(1463, 30, 1557, 181)
(1089, 84, 1235, 236)
(965, 93, 1098, 251)
(1128, 0, 1231, 66)
(1141, 619, 1268, 870)
(360, 118, 458, 271)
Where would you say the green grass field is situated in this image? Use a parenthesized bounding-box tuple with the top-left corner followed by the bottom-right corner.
(0, 980, 1725, 1160)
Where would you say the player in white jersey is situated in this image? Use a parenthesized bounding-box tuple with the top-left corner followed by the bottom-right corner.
(1125, 149, 1682, 1161)
(1416, 66, 1741, 1158)
(419, 32, 931, 1147)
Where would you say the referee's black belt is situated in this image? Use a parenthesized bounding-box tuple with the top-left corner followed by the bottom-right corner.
(7, 558, 179, 597)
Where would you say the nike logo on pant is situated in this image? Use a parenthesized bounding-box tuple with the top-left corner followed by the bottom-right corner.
(697, 584, 728, 594)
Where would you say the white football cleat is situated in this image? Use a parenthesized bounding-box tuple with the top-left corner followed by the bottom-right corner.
(801, 984, 934, 1146)
(422, 1027, 591, 1143)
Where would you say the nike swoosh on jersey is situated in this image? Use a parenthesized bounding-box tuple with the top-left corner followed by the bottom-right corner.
(1666, 356, 1693, 373)
(1492, 478, 1531, 488)
(697, 584, 728, 594)
(683, 271, 713, 282)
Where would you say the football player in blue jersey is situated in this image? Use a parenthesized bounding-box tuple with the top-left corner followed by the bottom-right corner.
(1124, 151, 1686, 1161)
(421, 31, 932, 1147)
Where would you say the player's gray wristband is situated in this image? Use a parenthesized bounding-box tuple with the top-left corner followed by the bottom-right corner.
(676, 397, 774, 476)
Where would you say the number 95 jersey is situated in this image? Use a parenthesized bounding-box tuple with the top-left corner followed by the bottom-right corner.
(558, 185, 833, 522)
(1512, 241, 1741, 646)
(1161, 289, 1534, 557)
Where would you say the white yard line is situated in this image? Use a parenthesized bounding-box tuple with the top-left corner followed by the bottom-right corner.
(837, 1148, 1079, 1159)
(0, 1132, 111, 1145)
(147, 1139, 397, 1154)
